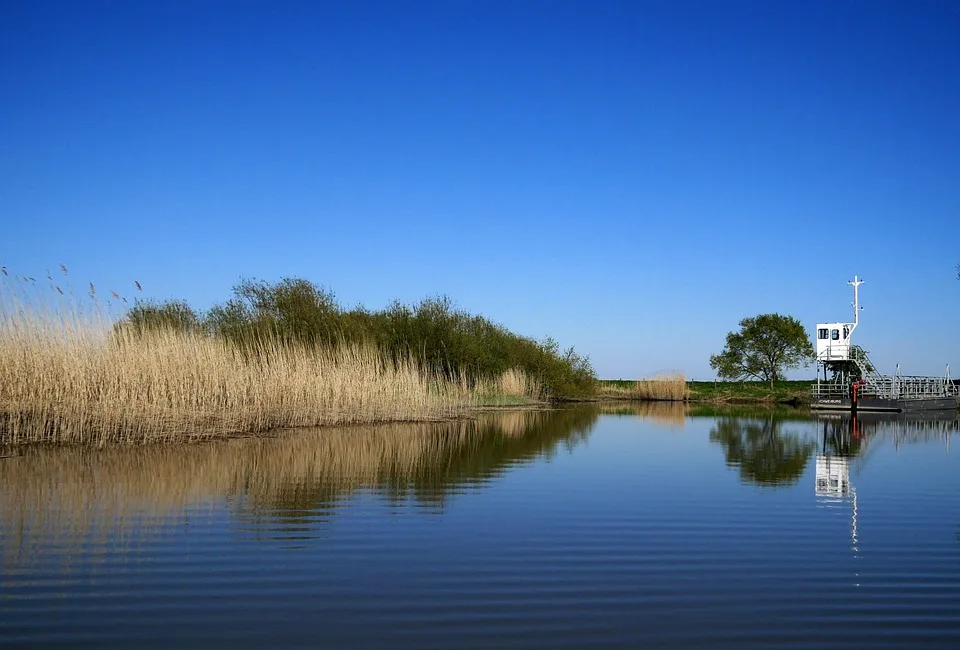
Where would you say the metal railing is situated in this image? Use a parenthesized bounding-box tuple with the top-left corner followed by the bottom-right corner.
(812, 376, 851, 399)
(816, 342, 851, 362)
(812, 361, 957, 401)
(864, 371, 957, 400)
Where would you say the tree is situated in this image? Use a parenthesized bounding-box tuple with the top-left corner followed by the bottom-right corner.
(119, 299, 202, 335)
(709, 313, 814, 387)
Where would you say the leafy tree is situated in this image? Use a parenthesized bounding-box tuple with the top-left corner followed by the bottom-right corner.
(709, 313, 814, 387)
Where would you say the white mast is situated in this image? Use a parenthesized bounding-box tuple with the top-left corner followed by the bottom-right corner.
(847, 275, 863, 336)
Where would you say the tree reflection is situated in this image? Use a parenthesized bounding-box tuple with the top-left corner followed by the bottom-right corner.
(710, 416, 816, 486)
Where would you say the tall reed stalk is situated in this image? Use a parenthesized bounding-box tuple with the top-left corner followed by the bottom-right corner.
(469, 367, 545, 404)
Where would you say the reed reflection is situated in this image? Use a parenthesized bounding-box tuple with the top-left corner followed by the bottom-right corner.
(597, 401, 688, 427)
(0, 408, 599, 565)
(710, 416, 816, 487)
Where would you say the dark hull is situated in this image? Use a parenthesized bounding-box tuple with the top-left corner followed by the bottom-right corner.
(811, 396, 960, 412)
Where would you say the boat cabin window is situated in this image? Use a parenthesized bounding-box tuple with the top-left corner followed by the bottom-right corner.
(831, 329, 840, 341)
(818, 328, 829, 340)
(843, 326, 850, 339)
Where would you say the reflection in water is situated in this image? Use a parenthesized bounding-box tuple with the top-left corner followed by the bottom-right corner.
(3, 408, 960, 648)
(815, 419, 861, 564)
(602, 402, 816, 429)
(598, 401, 688, 427)
(0, 408, 598, 564)
(690, 404, 812, 421)
(815, 412, 958, 458)
(710, 416, 817, 486)
(813, 413, 960, 569)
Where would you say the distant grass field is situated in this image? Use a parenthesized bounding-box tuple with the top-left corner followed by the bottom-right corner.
(599, 379, 814, 405)
(688, 380, 814, 404)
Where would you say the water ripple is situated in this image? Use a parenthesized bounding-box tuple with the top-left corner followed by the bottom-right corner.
(2, 409, 959, 648)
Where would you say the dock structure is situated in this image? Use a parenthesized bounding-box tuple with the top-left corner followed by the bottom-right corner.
(810, 277, 958, 413)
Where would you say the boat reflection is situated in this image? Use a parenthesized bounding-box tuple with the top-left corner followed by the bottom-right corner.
(813, 412, 958, 564)
(814, 413, 958, 484)
(814, 417, 862, 561)
(814, 411, 957, 459)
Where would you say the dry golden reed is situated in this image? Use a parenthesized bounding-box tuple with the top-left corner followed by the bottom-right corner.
(496, 367, 543, 399)
(599, 373, 690, 402)
(634, 372, 690, 401)
(469, 367, 545, 403)
(0, 266, 544, 445)
(1, 326, 460, 445)
(0, 303, 418, 444)
(0, 273, 547, 445)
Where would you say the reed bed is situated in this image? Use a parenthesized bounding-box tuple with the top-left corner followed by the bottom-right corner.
(0, 269, 562, 445)
(0, 293, 473, 445)
(634, 372, 690, 401)
(470, 367, 545, 404)
(598, 373, 690, 401)
(496, 367, 544, 399)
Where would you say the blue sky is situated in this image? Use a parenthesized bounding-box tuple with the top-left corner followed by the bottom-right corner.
(2, 0, 958, 379)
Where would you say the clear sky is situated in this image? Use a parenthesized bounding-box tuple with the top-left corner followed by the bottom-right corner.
(2, 0, 958, 379)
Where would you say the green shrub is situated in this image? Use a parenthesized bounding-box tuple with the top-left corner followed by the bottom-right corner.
(116, 277, 597, 399)
(120, 299, 202, 335)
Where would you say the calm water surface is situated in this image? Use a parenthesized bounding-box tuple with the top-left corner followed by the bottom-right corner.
(2, 405, 959, 649)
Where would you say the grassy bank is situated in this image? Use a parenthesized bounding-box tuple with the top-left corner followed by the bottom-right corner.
(0, 272, 573, 446)
(598, 378, 813, 405)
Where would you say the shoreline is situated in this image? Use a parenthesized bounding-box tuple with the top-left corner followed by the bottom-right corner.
(0, 398, 778, 449)
(597, 379, 815, 407)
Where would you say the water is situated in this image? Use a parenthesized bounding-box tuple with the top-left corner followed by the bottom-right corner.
(2, 405, 959, 649)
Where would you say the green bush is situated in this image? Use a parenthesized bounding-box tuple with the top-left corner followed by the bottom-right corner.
(116, 278, 597, 399)
(120, 299, 202, 335)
